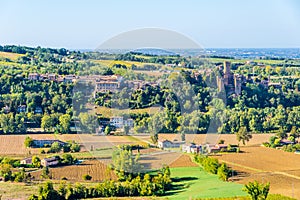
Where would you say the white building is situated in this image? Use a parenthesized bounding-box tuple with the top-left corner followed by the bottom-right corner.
(110, 117, 134, 129)
(110, 117, 124, 128)
(182, 143, 202, 154)
(95, 75, 123, 93)
(158, 139, 185, 149)
(20, 157, 32, 165)
(124, 119, 134, 127)
(41, 157, 59, 167)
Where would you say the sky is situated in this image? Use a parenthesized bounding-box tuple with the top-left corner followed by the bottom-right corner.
(0, 0, 300, 49)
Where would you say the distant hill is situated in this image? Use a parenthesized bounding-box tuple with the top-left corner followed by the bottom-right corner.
(130, 48, 179, 56)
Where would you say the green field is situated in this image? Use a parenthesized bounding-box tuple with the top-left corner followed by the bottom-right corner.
(165, 167, 246, 200)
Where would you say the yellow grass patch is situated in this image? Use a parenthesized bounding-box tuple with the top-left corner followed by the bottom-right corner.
(0, 51, 24, 61)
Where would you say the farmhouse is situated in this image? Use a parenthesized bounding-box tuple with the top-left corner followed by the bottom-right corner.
(158, 139, 185, 149)
(280, 139, 294, 145)
(205, 144, 230, 153)
(32, 139, 66, 148)
(41, 157, 59, 167)
(216, 144, 228, 150)
(20, 157, 32, 165)
(182, 143, 202, 154)
(206, 144, 221, 153)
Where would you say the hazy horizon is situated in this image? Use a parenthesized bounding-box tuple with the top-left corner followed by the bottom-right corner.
(1, 0, 300, 49)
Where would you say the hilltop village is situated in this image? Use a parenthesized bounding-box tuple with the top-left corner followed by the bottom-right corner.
(0, 46, 300, 200)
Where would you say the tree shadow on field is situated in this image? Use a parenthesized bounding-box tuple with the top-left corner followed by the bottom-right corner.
(139, 156, 159, 161)
(229, 170, 250, 181)
(172, 176, 198, 182)
(141, 163, 152, 170)
(163, 176, 199, 196)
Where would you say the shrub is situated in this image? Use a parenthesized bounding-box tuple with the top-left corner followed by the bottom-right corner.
(49, 142, 62, 153)
(195, 155, 219, 175)
(217, 163, 230, 181)
(40, 149, 46, 154)
(218, 139, 225, 144)
(40, 167, 51, 179)
(61, 154, 76, 165)
(24, 136, 34, 148)
(70, 142, 80, 152)
(243, 180, 270, 200)
(269, 136, 278, 145)
(262, 142, 270, 147)
(82, 174, 92, 181)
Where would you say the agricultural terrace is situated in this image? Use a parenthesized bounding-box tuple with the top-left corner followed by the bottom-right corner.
(212, 146, 300, 199)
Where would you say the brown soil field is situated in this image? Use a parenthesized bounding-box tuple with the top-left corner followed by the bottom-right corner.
(30, 160, 117, 182)
(213, 146, 300, 199)
(169, 154, 198, 168)
(139, 151, 197, 170)
(0, 134, 139, 156)
(215, 146, 300, 172)
(97, 150, 197, 171)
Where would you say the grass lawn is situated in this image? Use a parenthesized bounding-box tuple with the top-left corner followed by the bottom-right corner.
(165, 167, 246, 200)
(0, 182, 41, 199)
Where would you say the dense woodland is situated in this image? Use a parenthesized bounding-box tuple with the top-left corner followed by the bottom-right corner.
(0, 45, 300, 142)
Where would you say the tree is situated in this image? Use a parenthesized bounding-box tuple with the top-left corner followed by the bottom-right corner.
(50, 142, 62, 153)
(24, 136, 34, 148)
(59, 114, 71, 133)
(70, 141, 81, 152)
(236, 126, 252, 145)
(40, 167, 51, 179)
(112, 147, 141, 180)
(217, 163, 230, 181)
(148, 112, 164, 144)
(124, 125, 130, 135)
(32, 156, 41, 168)
(78, 113, 97, 133)
(41, 115, 54, 132)
(243, 181, 270, 200)
(276, 127, 287, 140)
(37, 181, 62, 200)
(62, 154, 76, 165)
(0, 113, 15, 133)
(82, 174, 92, 181)
(290, 126, 300, 141)
(104, 125, 112, 135)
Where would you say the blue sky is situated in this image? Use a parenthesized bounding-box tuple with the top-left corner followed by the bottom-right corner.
(0, 0, 299, 49)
